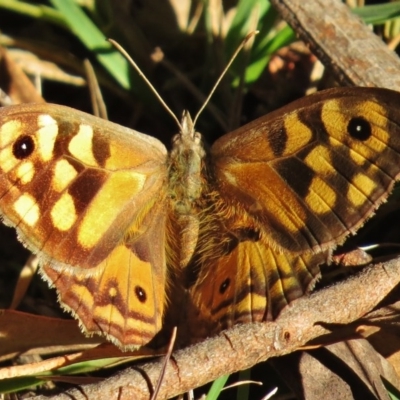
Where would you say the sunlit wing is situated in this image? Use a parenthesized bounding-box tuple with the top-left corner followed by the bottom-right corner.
(210, 87, 400, 253)
(0, 103, 168, 348)
(187, 229, 328, 341)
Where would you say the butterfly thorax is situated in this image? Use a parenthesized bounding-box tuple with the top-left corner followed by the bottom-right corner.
(167, 111, 208, 267)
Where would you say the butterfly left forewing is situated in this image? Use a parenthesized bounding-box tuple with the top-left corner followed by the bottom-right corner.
(0, 103, 168, 348)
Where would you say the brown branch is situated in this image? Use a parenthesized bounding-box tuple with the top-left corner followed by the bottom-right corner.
(270, 0, 400, 90)
(32, 257, 400, 399)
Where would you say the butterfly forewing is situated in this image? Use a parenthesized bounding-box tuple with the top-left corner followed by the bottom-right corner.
(0, 103, 168, 348)
(210, 87, 400, 253)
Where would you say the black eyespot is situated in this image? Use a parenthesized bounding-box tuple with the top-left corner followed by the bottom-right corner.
(347, 117, 371, 141)
(219, 278, 230, 295)
(13, 135, 35, 159)
(135, 286, 147, 303)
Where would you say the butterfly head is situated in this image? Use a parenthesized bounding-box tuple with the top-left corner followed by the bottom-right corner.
(170, 111, 205, 159)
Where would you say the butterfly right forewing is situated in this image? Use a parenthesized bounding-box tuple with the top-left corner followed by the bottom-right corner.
(210, 87, 400, 254)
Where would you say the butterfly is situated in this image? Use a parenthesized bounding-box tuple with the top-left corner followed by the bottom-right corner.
(0, 87, 400, 350)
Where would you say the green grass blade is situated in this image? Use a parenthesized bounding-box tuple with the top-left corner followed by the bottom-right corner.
(0, 376, 44, 394)
(206, 374, 230, 400)
(353, 2, 400, 25)
(246, 24, 296, 84)
(237, 368, 251, 399)
(49, 0, 131, 89)
(0, 0, 67, 29)
(382, 376, 400, 400)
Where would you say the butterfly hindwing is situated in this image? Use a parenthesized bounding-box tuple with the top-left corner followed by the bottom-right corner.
(187, 237, 328, 340)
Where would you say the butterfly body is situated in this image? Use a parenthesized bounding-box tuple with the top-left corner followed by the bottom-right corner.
(1, 87, 400, 349)
(167, 111, 207, 268)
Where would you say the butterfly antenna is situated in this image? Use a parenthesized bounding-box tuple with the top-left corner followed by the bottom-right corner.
(108, 39, 183, 131)
(192, 30, 259, 127)
(110, 31, 258, 130)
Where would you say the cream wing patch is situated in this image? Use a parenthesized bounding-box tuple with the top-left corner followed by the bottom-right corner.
(0, 120, 23, 148)
(16, 161, 35, 184)
(305, 176, 337, 213)
(283, 112, 313, 153)
(0, 119, 23, 173)
(0, 144, 20, 174)
(37, 114, 58, 162)
(51, 193, 77, 231)
(304, 146, 333, 175)
(68, 124, 97, 166)
(53, 159, 78, 192)
(14, 194, 40, 227)
(352, 172, 376, 197)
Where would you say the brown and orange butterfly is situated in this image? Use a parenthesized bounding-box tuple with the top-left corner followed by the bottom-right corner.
(0, 87, 400, 349)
